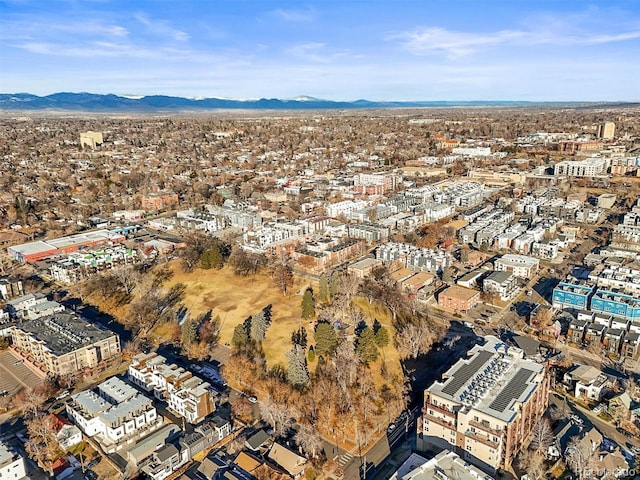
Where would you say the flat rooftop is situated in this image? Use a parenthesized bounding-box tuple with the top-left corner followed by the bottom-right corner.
(429, 336, 545, 423)
(98, 376, 138, 403)
(15, 312, 118, 356)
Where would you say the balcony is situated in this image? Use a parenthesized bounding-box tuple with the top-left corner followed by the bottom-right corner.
(423, 411, 456, 430)
(465, 430, 501, 449)
(469, 420, 503, 437)
(424, 402, 456, 418)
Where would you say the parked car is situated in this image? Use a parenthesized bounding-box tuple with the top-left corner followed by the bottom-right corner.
(617, 427, 633, 438)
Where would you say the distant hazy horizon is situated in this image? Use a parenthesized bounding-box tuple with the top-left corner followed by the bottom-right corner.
(1, 0, 639, 102)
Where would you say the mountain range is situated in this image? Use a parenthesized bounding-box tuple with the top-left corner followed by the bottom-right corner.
(0, 92, 578, 111)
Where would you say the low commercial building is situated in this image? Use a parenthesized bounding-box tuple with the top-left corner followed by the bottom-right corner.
(10, 312, 120, 376)
(420, 336, 549, 473)
(347, 258, 383, 279)
(7, 229, 126, 263)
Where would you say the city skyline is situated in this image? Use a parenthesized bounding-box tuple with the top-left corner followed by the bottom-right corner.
(1, 0, 640, 101)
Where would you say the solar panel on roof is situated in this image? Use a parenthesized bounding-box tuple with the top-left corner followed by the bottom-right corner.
(442, 350, 494, 396)
(488, 368, 535, 413)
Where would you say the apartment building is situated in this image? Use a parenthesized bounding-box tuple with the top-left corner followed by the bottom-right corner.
(553, 157, 608, 177)
(66, 377, 161, 452)
(128, 352, 215, 424)
(597, 121, 615, 140)
(347, 223, 390, 242)
(438, 285, 481, 312)
(393, 450, 494, 480)
(483, 272, 518, 302)
(325, 200, 370, 219)
(79, 131, 103, 149)
(49, 245, 138, 284)
(0, 439, 27, 480)
(590, 289, 640, 323)
(10, 312, 120, 376)
(420, 336, 549, 473)
(493, 254, 539, 278)
(0, 276, 23, 300)
(377, 243, 450, 273)
(552, 281, 596, 310)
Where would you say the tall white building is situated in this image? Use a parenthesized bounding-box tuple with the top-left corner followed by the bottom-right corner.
(553, 158, 608, 177)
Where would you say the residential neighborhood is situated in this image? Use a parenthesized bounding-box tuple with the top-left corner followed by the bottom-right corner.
(0, 106, 639, 480)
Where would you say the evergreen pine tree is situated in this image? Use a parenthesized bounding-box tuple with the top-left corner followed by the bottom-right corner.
(232, 323, 249, 348)
(291, 327, 308, 349)
(181, 317, 198, 349)
(301, 289, 316, 319)
(374, 325, 390, 348)
(314, 321, 338, 358)
(356, 326, 379, 363)
(286, 344, 310, 388)
(318, 275, 330, 303)
(372, 318, 382, 334)
(250, 310, 268, 342)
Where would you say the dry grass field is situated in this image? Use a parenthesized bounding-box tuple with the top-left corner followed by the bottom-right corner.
(166, 262, 313, 368)
(166, 262, 404, 381)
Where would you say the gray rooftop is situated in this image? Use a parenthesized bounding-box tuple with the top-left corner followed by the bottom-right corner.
(0, 439, 20, 469)
(71, 390, 109, 416)
(100, 394, 152, 425)
(429, 336, 545, 422)
(98, 377, 138, 403)
(14, 312, 118, 356)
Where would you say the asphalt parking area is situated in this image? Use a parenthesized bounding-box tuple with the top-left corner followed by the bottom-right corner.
(0, 350, 44, 395)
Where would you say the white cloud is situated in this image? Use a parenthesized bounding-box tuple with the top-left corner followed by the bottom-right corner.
(390, 27, 526, 57)
(391, 23, 640, 57)
(134, 13, 190, 42)
(271, 7, 315, 23)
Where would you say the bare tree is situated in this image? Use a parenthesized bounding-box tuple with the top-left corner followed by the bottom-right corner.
(395, 317, 441, 359)
(259, 396, 295, 438)
(294, 422, 324, 459)
(565, 435, 599, 480)
(518, 450, 546, 480)
(528, 418, 554, 456)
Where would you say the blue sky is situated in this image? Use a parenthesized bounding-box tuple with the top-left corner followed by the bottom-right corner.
(1, 0, 639, 101)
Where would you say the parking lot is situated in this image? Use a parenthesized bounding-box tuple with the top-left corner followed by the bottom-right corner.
(0, 350, 44, 395)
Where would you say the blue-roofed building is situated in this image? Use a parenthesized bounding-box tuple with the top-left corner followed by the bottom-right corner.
(552, 282, 595, 310)
(590, 289, 640, 322)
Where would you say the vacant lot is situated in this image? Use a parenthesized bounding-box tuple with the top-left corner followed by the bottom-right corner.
(166, 263, 312, 368)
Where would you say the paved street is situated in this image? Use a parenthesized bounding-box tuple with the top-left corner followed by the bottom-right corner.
(549, 392, 640, 453)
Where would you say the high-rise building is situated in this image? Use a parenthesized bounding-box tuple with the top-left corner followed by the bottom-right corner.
(419, 336, 549, 473)
(597, 121, 615, 140)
